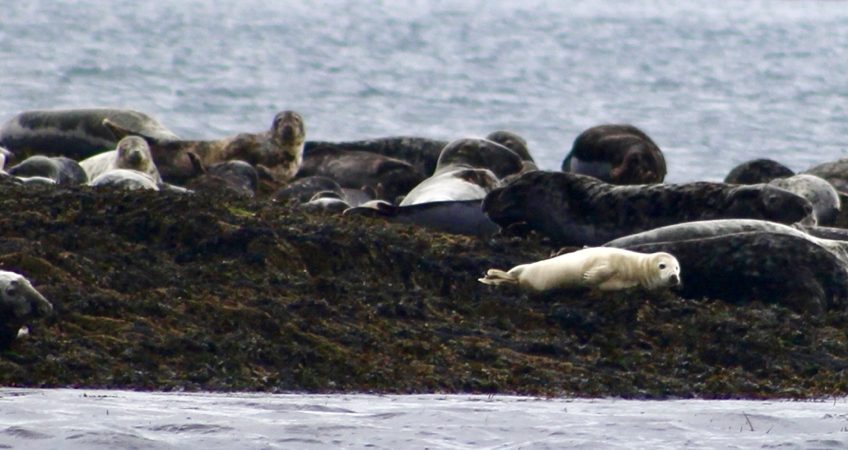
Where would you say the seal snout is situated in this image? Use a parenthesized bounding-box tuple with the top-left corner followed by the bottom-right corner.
(668, 273, 681, 287)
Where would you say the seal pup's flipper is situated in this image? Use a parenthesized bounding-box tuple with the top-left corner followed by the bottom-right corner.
(478, 269, 518, 287)
(581, 263, 617, 285)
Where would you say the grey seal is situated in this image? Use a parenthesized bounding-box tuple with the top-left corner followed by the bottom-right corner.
(0, 270, 53, 349)
(400, 137, 522, 206)
(724, 158, 794, 184)
(7, 155, 88, 185)
(603, 221, 848, 314)
(80, 135, 162, 183)
(768, 174, 841, 226)
(482, 171, 815, 246)
(0, 108, 179, 160)
(297, 148, 424, 202)
(561, 124, 666, 185)
(304, 137, 448, 178)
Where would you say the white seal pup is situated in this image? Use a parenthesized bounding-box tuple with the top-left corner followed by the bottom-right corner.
(89, 168, 160, 191)
(80, 135, 162, 183)
(478, 247, 681, 293)
(0, 270, 53, 348)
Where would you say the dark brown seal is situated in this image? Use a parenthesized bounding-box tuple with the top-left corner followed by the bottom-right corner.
(561, 124, 666, 184)
(482, 171, 815, 246)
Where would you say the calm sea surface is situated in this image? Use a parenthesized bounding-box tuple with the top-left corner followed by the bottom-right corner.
(2, 0, 847, 182)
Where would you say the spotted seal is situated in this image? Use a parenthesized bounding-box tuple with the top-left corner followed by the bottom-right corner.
(106, 110, 305, 185)
(297, 148, 424, 202)
(0, 108, 179, 160)
(483, 171, 815, 246)
(80, 135, 162, 183)
(185, 153, 258, 198)
(561, 124, 666, 185)
(6, 155, 88, 185)
(89, 169, 159, 191)
(0, 270, 53, 349)
(485, 130, 537, 172)
(304, 137, 448, 178)
(478, 247, 680, 293)
(768, 174, 841, 226)
(724, 158, 795, 184)
(399, 137, 522, 206)
(603, 221, 848, 313)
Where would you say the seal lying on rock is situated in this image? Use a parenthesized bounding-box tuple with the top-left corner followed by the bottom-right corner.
(768, 174, 841, 226)
(485, 130, 537, 172)
(478, 247, 681, 293)
(6, 155, 88, 185)
(297, 148, 424, 202)
(561, 124, 666, 184)
(0, 108, 179, 160)
(804, 158, 848, 193)
(304, 137, 448, 178)
(89, 169, 160, 191)
(0, 270, 53, 349)
(483, 171, 815, 246)
(604, 222, 848, 313)
(106, 110, 305, 185)
(185, 153, 258, 198)
(80, 136, 162, 183)
(724, 158, 794, 184)
(400, 137, 522, 206)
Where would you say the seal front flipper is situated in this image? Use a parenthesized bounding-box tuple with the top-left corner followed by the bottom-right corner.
(581, 263, 617, 285)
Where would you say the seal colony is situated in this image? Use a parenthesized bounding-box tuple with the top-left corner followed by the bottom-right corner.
(8, 105, 848, 395)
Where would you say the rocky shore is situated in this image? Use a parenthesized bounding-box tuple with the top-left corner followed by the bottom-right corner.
(1, 178, 846, 398)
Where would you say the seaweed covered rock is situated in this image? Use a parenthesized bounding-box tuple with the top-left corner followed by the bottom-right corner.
(0, 178, 847, 398)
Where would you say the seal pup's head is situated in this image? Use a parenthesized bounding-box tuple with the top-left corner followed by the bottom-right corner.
(641, 252, 681, 290)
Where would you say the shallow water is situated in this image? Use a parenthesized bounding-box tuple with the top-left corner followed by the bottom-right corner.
(2, 0, 848, 181)
(1, 389, 847, 449)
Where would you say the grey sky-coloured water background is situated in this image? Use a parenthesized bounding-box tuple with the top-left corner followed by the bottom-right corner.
(2, 0, 848, 182)
(3, 1, 848, 447)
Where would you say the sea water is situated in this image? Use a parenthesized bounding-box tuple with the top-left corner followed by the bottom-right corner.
(2, 0, 847, 181)
(1, 389, 847, 449)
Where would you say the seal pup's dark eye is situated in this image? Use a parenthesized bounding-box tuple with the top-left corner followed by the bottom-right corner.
(658, 263, 666, 270)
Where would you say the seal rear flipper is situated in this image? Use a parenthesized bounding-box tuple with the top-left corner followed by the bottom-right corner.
(478, 269, 518, 287)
